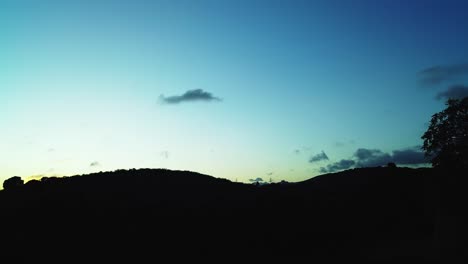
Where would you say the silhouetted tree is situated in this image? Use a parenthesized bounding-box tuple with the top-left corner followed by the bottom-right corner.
(422, 98, 468, 262)
(3, 176, 24, 190)
(422, 97, 468, 169)
(387, 162, 397, 168)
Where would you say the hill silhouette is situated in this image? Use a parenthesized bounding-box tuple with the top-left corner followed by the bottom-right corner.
(0, 167, 446, 261)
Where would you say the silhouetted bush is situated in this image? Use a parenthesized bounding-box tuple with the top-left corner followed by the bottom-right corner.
(3, 176, 24, 190)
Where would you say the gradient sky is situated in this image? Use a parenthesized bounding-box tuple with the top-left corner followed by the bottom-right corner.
(2, 0, 468, 184)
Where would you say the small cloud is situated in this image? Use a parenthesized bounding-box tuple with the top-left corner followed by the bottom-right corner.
(249, 177, 264, 182)
(419, 63, 468, 85)
(309, 151, 329, 163)
(90, 161, 100, 167)
(294, 149, 301, 154)
(47, 148, 55, 152)
(435, 84, 468, 100)
(334, 142, 345, 147)
(319, 159, 356, 173)
(266, 172, 274, 176)
(160, 89, 221, 104)
(160, 151, 169, 159)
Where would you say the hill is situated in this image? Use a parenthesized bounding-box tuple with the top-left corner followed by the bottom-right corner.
(0, 167, 441, 261)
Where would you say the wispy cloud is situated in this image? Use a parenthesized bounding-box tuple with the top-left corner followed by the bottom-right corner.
(160, 151, 169, 159)
(90, 161, 100, 167)
(160, 89, 221, 104)
(435, 84, 468, 100)
(420, 63, 468, 85)
(334, 142, 345, 147)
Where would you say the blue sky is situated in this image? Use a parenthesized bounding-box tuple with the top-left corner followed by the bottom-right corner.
(1, 0, 468, 184)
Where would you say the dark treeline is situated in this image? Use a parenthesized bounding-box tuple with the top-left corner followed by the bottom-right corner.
(0, 167, 449, 261)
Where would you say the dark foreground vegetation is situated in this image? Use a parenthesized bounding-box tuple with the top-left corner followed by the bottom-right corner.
(2, 167, 465, 262)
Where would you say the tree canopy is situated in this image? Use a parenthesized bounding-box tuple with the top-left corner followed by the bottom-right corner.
(422, 97, 468, 169)
(3, 176, 24, 190)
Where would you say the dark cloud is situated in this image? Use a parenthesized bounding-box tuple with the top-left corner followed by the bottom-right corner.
(392, 147, 428, 165)
(354, 148, 392, 167)
(435, 84, 468, 100)
(318, 146, 429, 174)
(90, 161, 100, 167)
(249, 177, 264, 182)
(354, 147, 429, 167)
(354, 148, 382, 160)
(160, 89, 221, 104)
(309, 151, 329, 163)
(420, 63, 468, 85)
(319, 159, 355, 173)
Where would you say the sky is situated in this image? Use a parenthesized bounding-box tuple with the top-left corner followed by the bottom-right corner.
(1, 0, 468, 184)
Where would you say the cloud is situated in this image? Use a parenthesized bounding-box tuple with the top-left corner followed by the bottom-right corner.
(249, 177, 264, 182)
(420, 63, 468, 85)
(160, 89, 221, 104)
(266, 172, 274, 176)
(309, 151, 329, 163)
(319, 159, 356, 173)
(294, 149, 301, 154)
(318, 146, 429, 174)
(354, 148, 392, 167)
(160, 151, 169, 159)
(354, 148, 382, 160)
(435, 84, 468, 100)
(354, 147, 428, 167)
(334, 142, 345, 147)
(392, 147, 428, 165)
(90, 161, 100, 167)
(334, 140, 354, 147)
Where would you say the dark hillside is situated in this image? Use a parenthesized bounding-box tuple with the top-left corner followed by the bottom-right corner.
(0, 168, 439, 261)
